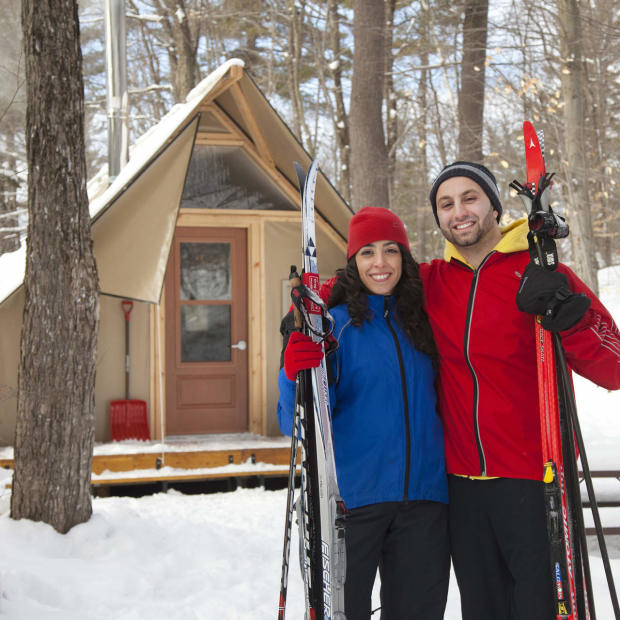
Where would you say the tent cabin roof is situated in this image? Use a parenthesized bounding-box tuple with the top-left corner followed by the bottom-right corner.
(0, 58, 353, 306)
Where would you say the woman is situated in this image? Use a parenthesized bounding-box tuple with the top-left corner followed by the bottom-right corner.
(277, 207, 449, 619)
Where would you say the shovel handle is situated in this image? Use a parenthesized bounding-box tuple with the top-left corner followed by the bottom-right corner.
(121, 300, 133, 399)
(122, 300, 133, 321)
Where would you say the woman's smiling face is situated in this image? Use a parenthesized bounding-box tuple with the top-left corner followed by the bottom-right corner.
(355, 240, 402, 295)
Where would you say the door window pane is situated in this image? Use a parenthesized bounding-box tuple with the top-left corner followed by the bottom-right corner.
(181, 305, 231, 362)
(180, 242, 231, 301)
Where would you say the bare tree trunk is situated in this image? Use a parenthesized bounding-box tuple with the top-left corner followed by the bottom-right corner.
(286, 0, 312, 151)
(12, 0, 99, 534)
(557, 0, 598, 293)
(458, 0, 488, 162)
(385, 0, 397, 206)
(159, 0, 201, 101)
(326, 0, 350, 202)
(129, 0, 169, 120)
(350, 0, 389, 211)
(416, 50, 431, 261)
(581, 0, 614, 269)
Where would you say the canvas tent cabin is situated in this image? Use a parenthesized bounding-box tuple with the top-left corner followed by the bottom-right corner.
(0, 59, 352, 463)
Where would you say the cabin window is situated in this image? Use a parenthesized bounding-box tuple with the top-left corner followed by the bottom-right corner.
(180, 242, 231, 301)
(180, 145, 296, 211)
(179, 241, 233, 362)
(181, 305, 231, 362)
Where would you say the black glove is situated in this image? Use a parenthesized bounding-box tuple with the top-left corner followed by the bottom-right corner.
(516, 263, 591, 332)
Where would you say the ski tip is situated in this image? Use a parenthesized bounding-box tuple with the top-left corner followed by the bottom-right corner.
(307, 158, 320, 175)
(303, 160, 320, 199)
(522, 120, 546, 191)
(523, 121, 540, 150)
(293, 161, 306, 190)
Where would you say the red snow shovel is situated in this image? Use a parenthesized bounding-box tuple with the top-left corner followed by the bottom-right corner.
(109, 300, 151, 441)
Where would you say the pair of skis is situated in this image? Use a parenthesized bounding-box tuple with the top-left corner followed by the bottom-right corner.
(512, 121, 619, 620)
(278, 160, 346, 620)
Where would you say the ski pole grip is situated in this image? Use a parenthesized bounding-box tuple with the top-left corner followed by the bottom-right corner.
(289, 265, 302, 330)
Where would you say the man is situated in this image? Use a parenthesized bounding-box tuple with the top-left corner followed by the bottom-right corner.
(422, 161, 620, 619)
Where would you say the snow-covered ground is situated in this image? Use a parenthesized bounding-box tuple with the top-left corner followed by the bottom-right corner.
(0, 487, 617, 620)
(0, 266, 618, 619)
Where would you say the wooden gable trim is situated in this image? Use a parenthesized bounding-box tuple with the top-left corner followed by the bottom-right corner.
(200, 63, 243, 104)
(194, 134, 245, 147)
(228, 82, 274, 167)
(198, 103, 243, 135)
(198, 80, 274, 169)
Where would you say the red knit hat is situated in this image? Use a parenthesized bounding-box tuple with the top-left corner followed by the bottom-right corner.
(347, 206, 410, 259)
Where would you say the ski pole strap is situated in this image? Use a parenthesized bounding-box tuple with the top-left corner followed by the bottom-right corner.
(526, 230, 560, 271)
(288, 268, 336, 342)
(510, 173, 566, 271)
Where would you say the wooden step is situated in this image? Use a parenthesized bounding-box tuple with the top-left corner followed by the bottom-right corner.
(1, 446, 300, 487)
(91, 447, 296, 475)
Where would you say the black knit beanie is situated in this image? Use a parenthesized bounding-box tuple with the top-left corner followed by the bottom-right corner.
(428, 161, 502, 226)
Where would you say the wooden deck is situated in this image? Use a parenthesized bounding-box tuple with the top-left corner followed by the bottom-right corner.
(0, 436, 299, 488)
(90, 446, 298, 486)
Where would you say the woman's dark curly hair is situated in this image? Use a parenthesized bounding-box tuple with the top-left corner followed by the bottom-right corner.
(327, 243, 438, 365)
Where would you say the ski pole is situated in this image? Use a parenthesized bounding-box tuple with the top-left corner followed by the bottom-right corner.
(278, 265, 309, 620)
(555, 340, 620, 619)
(277, 391, 301, 619)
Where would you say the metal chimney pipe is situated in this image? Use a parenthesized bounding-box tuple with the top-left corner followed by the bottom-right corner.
(105, 0, 128, 183)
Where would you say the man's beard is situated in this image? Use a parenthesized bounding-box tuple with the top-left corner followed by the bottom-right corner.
(441, 207, 496, 248)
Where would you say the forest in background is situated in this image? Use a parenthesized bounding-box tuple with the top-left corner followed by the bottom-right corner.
(1, 0, 619, 287)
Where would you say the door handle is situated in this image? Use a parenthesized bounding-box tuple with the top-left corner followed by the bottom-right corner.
(231, 340, 247, 351)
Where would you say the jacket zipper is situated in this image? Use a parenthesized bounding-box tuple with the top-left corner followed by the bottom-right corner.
(383, 296, 411, 501)
(463, 253, 494, 476)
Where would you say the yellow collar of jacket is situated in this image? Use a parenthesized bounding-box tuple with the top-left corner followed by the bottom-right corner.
(443, 217, 529, 267)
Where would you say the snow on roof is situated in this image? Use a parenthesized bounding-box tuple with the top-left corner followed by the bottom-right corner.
(0, 59, 245, 306)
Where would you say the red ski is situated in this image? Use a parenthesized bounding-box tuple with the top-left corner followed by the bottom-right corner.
(525, 122, 579, 619)
(513, 121, 586, 619)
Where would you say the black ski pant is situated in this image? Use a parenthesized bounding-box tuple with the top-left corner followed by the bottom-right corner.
(448, 475, 556, 620)
(344, 500, 449, 620)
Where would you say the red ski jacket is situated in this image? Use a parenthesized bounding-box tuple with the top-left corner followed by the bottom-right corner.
(419, 219, 620, 480)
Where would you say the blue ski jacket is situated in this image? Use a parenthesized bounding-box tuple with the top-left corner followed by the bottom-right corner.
(277, 294, 448, 510)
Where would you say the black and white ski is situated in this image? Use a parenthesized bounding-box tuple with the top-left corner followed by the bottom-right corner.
(278, 160, 346, 620)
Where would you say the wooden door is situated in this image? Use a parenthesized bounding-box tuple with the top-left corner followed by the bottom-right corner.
(165, 227, 248, 434)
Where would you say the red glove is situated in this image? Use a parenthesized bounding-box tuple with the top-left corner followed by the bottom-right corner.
(284, 332, 324, 380)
